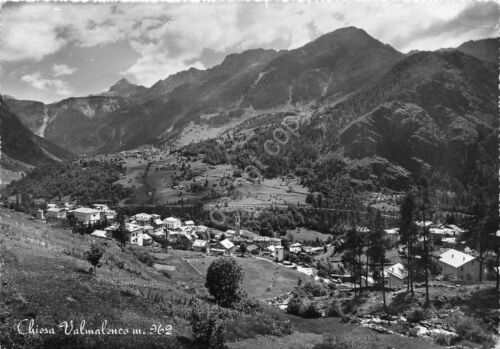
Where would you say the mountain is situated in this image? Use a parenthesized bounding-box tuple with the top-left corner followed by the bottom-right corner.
(6, 27, 404, 155)
(5, 95, 131, 155)
(457, 38, 498, 64)
(0, 96, 75, 170)
(315, 49, 498, 189)
(103, 78, 148, 99)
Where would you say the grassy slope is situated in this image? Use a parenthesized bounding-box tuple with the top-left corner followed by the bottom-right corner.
(0, 209, 461, 349)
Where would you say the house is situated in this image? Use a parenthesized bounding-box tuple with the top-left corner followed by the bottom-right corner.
(192, 239, 209, 253)
(212, 239, 235, 256)
(35, 209, 45, 220)
(246, 244, 259, 253)
(384, 228, 399, 245)
(91, 230, 112, 239)
(128, 223, 152, 246)
(134, 213, 152, 226)
(72, 207, 101, 224)
(153, 218, 164, 228)
(384, 263, 408, 288)
(289, 242, 302, 254)
(164, 217, 181, 229)
(438, 249, 479, 282)
(151, 228, 166, 239)
(185, 220, 194, 226)
(274, 246, 284, 262)
(93, 204, 116, 221)
(46, 207, 67, 220)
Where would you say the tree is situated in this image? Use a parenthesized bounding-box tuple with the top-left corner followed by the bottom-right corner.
(418, 177, 430, 305)
(239, 243, 247, 254)
(113, 213, 128, 251)
(399, 192, 417, 294)
(367, 210, 388, 311)
(84, 242, 104, 274)
(205, 258, 244, 307)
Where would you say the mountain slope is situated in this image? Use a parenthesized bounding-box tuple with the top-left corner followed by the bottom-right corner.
(7, 27, 404, 155)
(0, 96, 75, 168)
(457, 38, 498, 64)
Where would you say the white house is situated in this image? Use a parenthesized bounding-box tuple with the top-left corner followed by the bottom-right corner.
(91, 230, 112, 239)
(384, 263, 408, 288)
(46, 207, 66, 220)
(134, 213, 152, 226)
(164, 217, 181, 229)
(289, 242, 302, 254)
(212, 239, 235, 256)
(72, 207, 101, 224)
(438, 249, 479, 282)
(192, 239, 209, 253)
(384, 228, 399, 245)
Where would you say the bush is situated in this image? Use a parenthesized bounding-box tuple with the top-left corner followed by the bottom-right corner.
(302, 301, 322, 318)
(188, 302, 226, 349)
(301, 281, 328, 297)
(84, 241, 104, 273)
(326, 301, 341, 317)
(448, 314, 492, 345)
(406, 308, 425, 323)
(133, 250, 155, 267)
(206, 258, 244, 307)
(286, 297, 304, 316)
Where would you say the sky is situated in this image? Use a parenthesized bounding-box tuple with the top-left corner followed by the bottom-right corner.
(0, 1, 498, 103)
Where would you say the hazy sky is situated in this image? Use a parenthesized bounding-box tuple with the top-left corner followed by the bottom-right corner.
(0, 1, 498, 103)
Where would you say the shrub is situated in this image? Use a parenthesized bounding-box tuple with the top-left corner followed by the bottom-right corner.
(286, 297, 304, 316)
(326, 301, 341, 317)
(301, 281, 328, 297)
(188, 301, 226, 349)
(406, 308, 425, 323)
(448, 313, 492, 345)
(302, 301, 322, 318)
(84, 241, 104, 273)
(205, 258, 244, 307)
(136, 251, 155, 267)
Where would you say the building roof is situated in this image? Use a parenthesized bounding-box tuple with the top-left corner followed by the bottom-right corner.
(290, 242, 302, 248)
(164, 217, 181, 222)
(442, 237, 457, 244)
(47, 207, 65, 213)
(185, 220, 194, 225)
(142, 233, 152, 240)
(219, 239, 235, 250)
(439, 249, 475, 268)
(91, 230, 109, 238)
(125, 223, 143, 232)
(154, 219, 164, 225)
(73, 207, 99, 214)
(134, 213, 152, 221)
(192, 239, 208, 248)
(385, 263, 408, 280)
(415, 220, 434, 227)
(247, 244, 258, 251)
(384, 228, 399, 235)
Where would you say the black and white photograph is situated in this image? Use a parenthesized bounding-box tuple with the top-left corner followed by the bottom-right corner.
(0, 1, 498, 348)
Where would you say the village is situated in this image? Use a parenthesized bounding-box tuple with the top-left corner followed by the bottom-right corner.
(31, 202, 497, 291)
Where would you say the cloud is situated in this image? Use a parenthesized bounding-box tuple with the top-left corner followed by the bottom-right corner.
(52, 63, 76, 77)
(20, 71, 72, 96)
(1, 2, 498, 89)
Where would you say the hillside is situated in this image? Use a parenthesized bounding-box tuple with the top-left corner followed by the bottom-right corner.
(457, 38, 498, 64)
(0, 96, 75, 168)
(0, 208, 447, 349)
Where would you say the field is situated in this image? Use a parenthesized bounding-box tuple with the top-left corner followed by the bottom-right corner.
(286, 227, 332, 243)
(116, 151, 309, 207)
(187, 254, 310, 299)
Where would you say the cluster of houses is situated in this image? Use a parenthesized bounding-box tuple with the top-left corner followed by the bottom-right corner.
(36, 203, 117, 223)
